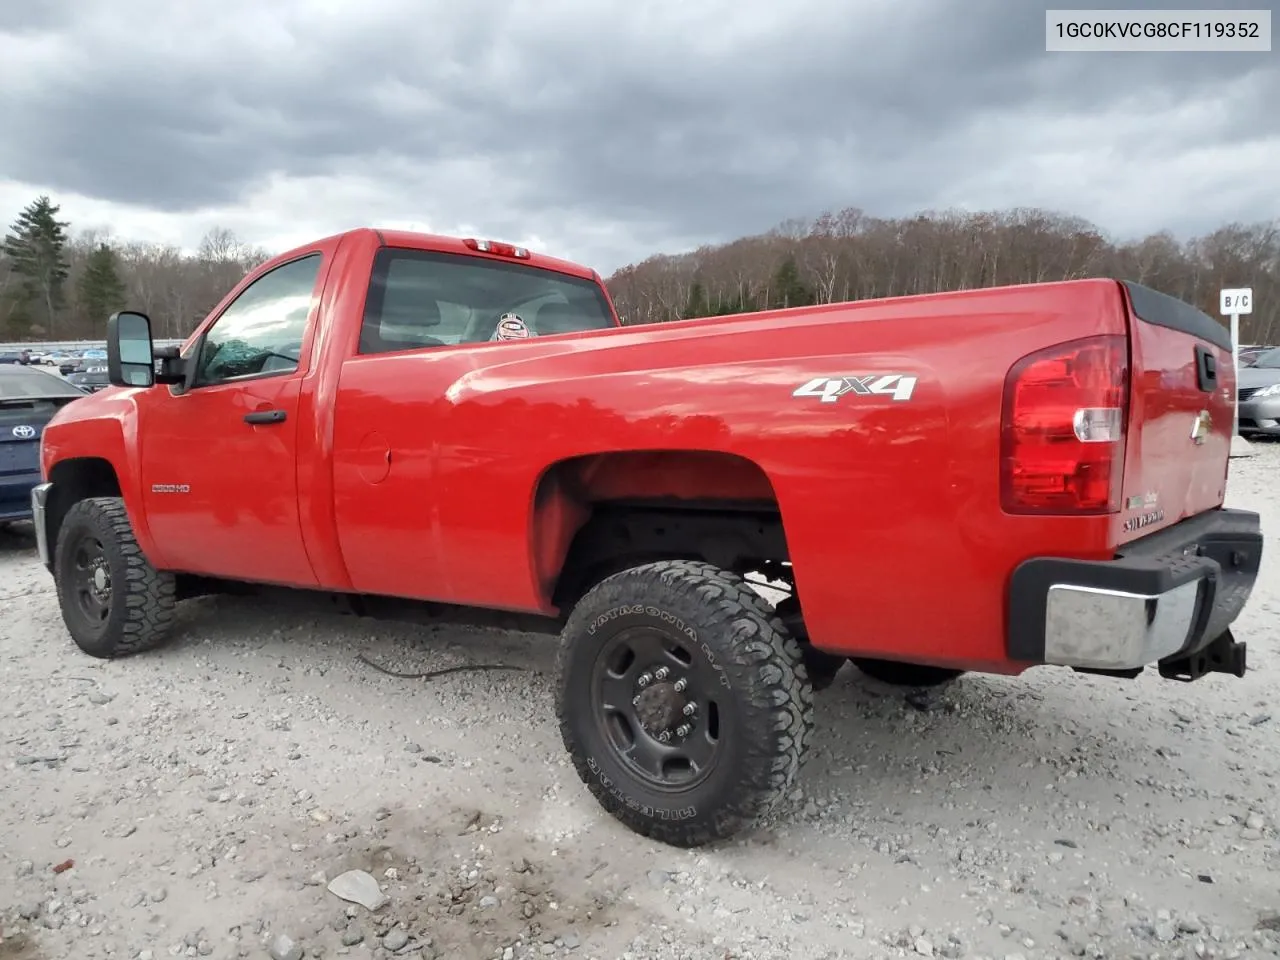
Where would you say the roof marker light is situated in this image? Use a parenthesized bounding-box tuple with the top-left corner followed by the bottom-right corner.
(463, 238, 530, 259)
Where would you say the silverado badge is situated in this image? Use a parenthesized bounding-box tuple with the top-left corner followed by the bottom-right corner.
(1190, 409, 1211, 444)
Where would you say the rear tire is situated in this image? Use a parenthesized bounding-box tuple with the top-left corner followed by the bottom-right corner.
(851, 657, 963, 688)
(556, 560, 814, 847)
(775, 596, 845, 691)
(54, 497, 177, 658)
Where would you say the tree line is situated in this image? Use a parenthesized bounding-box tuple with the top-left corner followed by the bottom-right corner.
(608, 208, 1279, 344)
(1, 196, 270, 341)
(3, 195, 1276, 344)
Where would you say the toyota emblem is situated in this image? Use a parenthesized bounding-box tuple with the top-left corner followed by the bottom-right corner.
(11, 424, 36, 439)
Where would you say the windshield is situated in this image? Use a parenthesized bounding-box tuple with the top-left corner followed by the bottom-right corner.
(0, 366, 87, 399)
(1250, 347, 1280, 369)
(358, 248, 616, 354)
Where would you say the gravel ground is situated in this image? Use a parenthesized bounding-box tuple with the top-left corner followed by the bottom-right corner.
(2, 444, 1279, 960)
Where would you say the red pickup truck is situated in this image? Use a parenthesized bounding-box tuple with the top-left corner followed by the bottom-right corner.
(32, 228, 1263, 847)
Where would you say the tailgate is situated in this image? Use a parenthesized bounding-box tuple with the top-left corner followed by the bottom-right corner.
(1115, 281, 1234, 544)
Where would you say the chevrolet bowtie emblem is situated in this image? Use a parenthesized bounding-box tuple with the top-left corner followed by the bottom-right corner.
(1191, 409, 1212, 444)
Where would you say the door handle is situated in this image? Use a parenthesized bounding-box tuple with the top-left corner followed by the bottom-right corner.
(243, 409, 286, 425)
(1194, 345, 1217, 392)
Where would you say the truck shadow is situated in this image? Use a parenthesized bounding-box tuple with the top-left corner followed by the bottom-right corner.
(43, 587, 1268, 945)
(148, 588, 1236, 836)
(0, 522, 36, 556)
(0, 929, 42, 960)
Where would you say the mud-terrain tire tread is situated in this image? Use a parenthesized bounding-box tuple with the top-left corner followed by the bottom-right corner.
(556, 559, 815, 848)
(55, 496, 177, 658)
(801, 646, 848, 692)
(851, 656, 964, 688)
(774, 595, 844, 692)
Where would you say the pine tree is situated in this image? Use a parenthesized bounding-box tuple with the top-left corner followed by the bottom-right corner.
(683, 279, 709, 319)
(78, 243, 128, 336)
(3, 196, 71, 336)
(770, 256, 814, 309)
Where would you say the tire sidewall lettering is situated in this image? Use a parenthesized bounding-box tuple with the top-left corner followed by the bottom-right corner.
(586, 756, 698, 822)
(587, 603, 697, 644)
(584, 604, 733, 694)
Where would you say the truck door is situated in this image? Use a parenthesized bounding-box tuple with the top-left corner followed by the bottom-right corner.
(136, 253, 326, 586)
(329, 244, 618, 607)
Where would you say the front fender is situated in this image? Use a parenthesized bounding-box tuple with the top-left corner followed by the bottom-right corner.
(40, 389, 162, 566)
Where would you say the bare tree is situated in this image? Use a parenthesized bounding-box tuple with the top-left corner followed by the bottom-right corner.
(3, 198, 1277, 346)
(607, 206, 1280, 345)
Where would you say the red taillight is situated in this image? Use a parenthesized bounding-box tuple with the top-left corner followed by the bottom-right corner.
(463, 238, 530, 259)
(1000, 334, 1129, 515)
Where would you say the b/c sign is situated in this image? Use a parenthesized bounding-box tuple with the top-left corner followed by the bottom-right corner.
(1220, 288, 1253, 316)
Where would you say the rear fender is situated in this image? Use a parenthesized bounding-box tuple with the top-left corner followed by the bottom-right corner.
(531, 450, 782, 606)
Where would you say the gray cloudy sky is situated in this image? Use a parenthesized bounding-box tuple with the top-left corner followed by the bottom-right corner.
(0, 0, 1275, 274)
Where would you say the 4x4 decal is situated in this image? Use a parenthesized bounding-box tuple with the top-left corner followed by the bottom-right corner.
(792, 374, 918, 403)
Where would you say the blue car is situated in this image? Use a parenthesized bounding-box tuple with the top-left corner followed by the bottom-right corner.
(0, 365, 88, 522)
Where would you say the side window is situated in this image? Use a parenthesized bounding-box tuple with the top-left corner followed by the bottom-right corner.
(358, 248, 616, 355)
(195, 254, 323, 386)
(358, 255, 472, 354)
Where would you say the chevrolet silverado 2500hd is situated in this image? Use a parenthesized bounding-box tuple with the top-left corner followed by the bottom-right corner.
(32, 227, 1263, 847)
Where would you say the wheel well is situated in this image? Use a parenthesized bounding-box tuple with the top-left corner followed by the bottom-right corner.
(534, 450, 789, 609)
(551, 504, 790, 608)
(46, 458, 122, 553)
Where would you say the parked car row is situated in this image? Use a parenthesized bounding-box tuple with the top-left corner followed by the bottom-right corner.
(1238, 345, 1280, 438)
(1, 348, 109, 524)
(62, 357, 111, 392)
(0, 364, 88, 523)
(0, 347, 112, 392)
(1239, 343, 1278, 367)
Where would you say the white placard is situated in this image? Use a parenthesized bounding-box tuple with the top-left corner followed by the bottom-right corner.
(1220, 287, 1253, 316)
(1046, 11, 1272, 52)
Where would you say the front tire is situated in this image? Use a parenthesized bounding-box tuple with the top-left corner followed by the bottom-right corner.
(556, 560, 814, 847)
(54, 497, 177, 658)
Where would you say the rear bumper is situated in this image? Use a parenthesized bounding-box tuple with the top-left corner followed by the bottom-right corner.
(1239, 395, 1280, 435)
(0, 472, 41, 521)
(1007, 508, 1262, 676)
(31, 482, 52, 564)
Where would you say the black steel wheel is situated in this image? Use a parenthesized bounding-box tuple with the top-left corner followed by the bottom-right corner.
(592, 624, 723, 791)
(54, 497, 176, 658)
(557, 560, 814, 847)
(67, 530, 112, 626)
